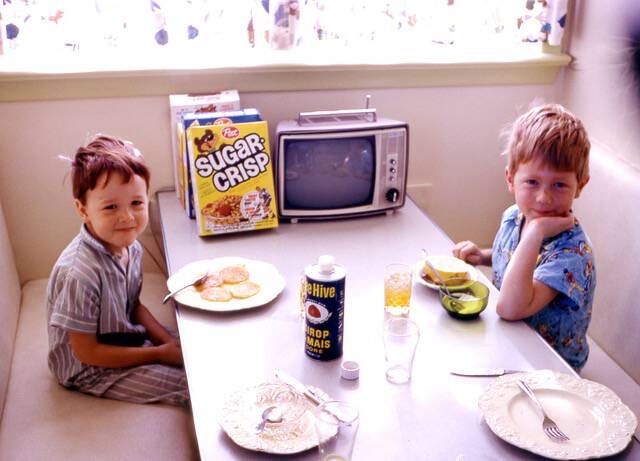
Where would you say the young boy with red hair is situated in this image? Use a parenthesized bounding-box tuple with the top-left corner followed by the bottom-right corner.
(454, 104, 596, 370)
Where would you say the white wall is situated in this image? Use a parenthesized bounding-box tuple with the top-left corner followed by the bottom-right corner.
(0, 86, 554, 283)
(557, 0, 640, 168)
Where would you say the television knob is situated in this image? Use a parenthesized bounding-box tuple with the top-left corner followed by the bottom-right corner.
(385, 188, 400, 203)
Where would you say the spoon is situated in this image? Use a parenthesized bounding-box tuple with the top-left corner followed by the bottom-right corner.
(420, 249, 468, 313)
(420, 248, 452, 296)
(254, 405, 284, 434)
(162, 271, 209, 304)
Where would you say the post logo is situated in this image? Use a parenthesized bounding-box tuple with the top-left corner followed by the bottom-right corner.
(221, 126, 239, 139)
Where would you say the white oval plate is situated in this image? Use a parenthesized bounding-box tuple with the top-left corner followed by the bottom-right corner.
(219, 382, 329, 454)
(478, 370, 637, 460)
(413, 259, 478, 290)
(167, 257, 285, 312)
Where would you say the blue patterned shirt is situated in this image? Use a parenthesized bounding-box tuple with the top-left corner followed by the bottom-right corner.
(492, 205, 596, 370)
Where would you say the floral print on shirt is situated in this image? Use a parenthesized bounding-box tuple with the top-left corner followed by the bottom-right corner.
(491, 205, 596, 370)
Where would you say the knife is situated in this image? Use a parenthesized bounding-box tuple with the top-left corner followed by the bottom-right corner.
(450, 368, 522, 377)
(275, 369, 326, 405)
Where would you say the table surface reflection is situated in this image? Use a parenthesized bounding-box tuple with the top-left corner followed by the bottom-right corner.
(156, 191, 639, 461)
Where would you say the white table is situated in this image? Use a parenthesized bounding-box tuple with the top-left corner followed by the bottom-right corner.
(155, 190, 639, 460)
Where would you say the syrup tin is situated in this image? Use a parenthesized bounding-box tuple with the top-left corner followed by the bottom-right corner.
(303, 255, 345, 361)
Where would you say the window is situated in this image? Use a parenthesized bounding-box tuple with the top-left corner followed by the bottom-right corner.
(0, 1, 570, 101)
(1, 1, 565, 71)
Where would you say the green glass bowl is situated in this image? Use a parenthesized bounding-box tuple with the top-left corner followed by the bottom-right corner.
(439, 280, 490, 320)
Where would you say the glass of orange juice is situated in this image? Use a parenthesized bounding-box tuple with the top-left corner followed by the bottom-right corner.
(384, 263, 413, 316)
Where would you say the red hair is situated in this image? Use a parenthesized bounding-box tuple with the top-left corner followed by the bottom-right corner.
(503, 104, 590, 184)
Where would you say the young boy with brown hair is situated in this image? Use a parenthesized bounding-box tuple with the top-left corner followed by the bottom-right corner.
(47, 135, 189, 405)
(453, 103, 596, 370)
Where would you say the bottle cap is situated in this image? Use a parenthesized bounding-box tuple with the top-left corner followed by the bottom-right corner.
(341, 360, 360, 380)
(318, 255, 335, 274)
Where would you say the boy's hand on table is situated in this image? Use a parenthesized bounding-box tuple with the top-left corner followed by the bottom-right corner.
(452, 241, 491, 266)
(157, 341, 184, 367)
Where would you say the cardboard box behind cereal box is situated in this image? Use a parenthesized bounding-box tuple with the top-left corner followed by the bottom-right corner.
(187, 121, 279, 236)
(168, 90, 240, 210)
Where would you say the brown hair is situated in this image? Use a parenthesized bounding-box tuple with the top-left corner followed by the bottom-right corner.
(503, 104, 591, 184)
(71, 135, 150, 204)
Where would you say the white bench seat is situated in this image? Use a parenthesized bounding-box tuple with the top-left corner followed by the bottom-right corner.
(573, 144, 640, 439)
(0, 199, 198, 461)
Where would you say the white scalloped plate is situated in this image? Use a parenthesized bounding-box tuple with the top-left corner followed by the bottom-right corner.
(478, 370, 637, 460)
(167, 257, 285, 312)
(218, 382, 329, 454)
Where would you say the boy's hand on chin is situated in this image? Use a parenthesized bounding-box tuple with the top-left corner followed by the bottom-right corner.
(527, 213, 575, 240)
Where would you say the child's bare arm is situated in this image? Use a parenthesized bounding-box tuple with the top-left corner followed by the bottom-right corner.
(132, 302, 176, 346)
(69, 332, 183, 368)
(496, 215, 573, 320)
(452, 241, 492, 266)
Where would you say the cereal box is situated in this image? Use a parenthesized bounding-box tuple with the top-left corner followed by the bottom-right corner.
(180, 108, 262, 219)
(168, 90, 241, 212)
(187, 121, 279, 236)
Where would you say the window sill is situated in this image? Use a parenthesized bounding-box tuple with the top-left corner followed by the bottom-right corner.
(0, 44, 570, 102)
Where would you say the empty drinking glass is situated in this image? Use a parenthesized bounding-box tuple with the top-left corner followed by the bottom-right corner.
(383, 317, 420, 384)
(314, 401, 359, 461)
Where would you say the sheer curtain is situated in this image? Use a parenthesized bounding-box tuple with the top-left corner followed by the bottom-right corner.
(0, 1, 568, 63)
(546, 0, 568, 46)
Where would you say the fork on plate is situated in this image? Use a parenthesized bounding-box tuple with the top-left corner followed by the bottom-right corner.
(162, 271, 209, 304)
(517, 380, 570, 443)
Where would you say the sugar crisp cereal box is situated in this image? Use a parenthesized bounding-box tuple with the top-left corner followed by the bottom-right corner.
(187, 121, 278, 236)
(180, 108, 262, 219)
(168, 90, 241, 212)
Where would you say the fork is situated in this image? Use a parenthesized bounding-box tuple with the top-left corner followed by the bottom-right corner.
(517, 380, 570, 442)
(162, 272, 209, 304)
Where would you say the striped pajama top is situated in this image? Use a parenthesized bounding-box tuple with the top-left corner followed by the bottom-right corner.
(47, 224, 146, 387)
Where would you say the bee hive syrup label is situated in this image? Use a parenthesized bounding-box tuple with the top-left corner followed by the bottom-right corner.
(304, 258, 345, 361)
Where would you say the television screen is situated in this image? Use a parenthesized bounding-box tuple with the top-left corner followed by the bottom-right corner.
(283, 136, 376, 210)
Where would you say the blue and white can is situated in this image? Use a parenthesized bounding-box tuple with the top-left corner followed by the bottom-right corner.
(303, 255, 345, 361)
